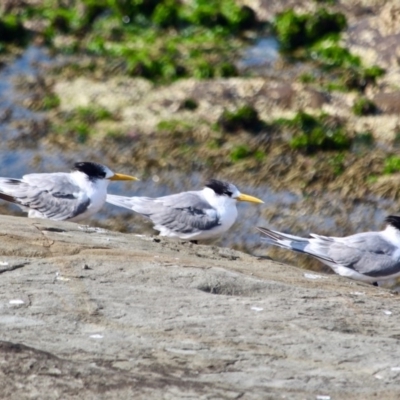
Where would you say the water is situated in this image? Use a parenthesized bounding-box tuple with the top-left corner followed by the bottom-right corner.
(238, 37, 280, 69)
(0, 46, 65, 178)
(0, 46, 398, 260)
(0, 46, 51, 141)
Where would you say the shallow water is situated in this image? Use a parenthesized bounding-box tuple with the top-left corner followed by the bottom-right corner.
(0, 46, 51, 141)
(0, 46, 398, 263)
(238, 37, 279, 69)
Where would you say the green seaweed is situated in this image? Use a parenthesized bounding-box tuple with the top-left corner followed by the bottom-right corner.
(299, 73, 316, 83)
(157, 119, 194, 138)
(52, 105, 115, 143)
(310, 36, 360, 68)
(352, 98, 377, 116)
(218, 105, 265, 134)
(353, 131, 374, 148)
(275, 111, 351, 153)
(181, 98, 198, 110)
(273, 8, 346, 51)
(327, 153, 345, 176)
(74, 106, 114, 123)
(384, 156, 400, 174)
(275, 8, 384, 92)
(230, 145, 265, 163)
(0, 14, 29, 45)
(41, 93, 61, 110)
(366, 175, 378, 184)
(21, 0, 259, 82)
(230, 145, 251, 162)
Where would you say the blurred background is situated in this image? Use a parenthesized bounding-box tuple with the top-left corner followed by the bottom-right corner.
(0, 0, 400, 274)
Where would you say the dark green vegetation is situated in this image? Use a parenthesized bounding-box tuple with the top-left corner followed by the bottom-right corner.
(273, 8, 346, 51)
(384, 156, 400, 175)
(151, 106, 356, 172)
(52, 105, 116, 143)
(180, 98, 198, 110)
(275, 112, 351, 153)
(273, 8, 384, 92)
(352, 98, 377, 116)
(229, 145, 265, 163)
(217, 104, 352, 158)
(218, 105, 265, 134)
(157, 119, 194, 135)
(353, 131, 374, 149)
(327, 153, 345, 176)
(40, 93, 61, 110)
(0, 14, 29, 50)
(13, 0, 260, 82)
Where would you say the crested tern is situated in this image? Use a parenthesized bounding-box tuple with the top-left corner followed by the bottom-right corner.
(107, 179, 264, 241)
(258, 215, 400, 283)
(0, 162, 138, 222)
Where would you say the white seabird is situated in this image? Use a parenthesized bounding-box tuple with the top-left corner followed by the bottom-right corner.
(107, 179, 264, 241)
(0, 162, 138, 221)
(258, 215, 400, 284)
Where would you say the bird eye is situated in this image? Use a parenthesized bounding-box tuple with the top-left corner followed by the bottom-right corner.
(225, 190, 233, 197)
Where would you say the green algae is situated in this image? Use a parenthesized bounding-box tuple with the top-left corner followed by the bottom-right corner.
(52, 105, 116, 143)
(18, 0, 260, 82)
(181, 98, 198, 111)
(273, 8, 384, 92)
(275, 112, 351, 153)
(273, 8, 346, 52)
(384, 156, 400, 175)
(327, 153, 345, 176)
(230, 145, 250, 162)
(352, 98, 378, 116)
(353, 131, 374, 149)
(41, 93, 61, 110)
(0, 14, 29, 46)
(230, 145, 265, 163)
(218, 105, 265, 134)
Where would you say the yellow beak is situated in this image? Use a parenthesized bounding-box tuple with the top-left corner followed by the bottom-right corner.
(110, 173, 140, 181)
(236, 193, 264, 204)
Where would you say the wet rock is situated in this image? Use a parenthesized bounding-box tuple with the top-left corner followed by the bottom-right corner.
(303, 88, 330, 109)
(261, 82, 294, 109)
(241, 0, 313, 22)
(1, 215, 400, 399)
(346, 1, 400, 70)
(373, 92, 400, 114)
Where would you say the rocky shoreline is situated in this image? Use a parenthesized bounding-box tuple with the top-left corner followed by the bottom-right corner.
(1, 215, 400, 399)
(2, 0, 400, 261)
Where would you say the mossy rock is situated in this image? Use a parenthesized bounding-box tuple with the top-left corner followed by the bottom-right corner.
(352, 98, 378, 116)
(275, 112, 351, 153)
(218, 105, 265, 134)
(0, 15, 28, 45)
(273, 8, 346, 51)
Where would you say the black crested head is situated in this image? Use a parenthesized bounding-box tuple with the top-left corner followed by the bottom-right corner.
(385, 215, 400, 231)
(74, 162, 107, 181)
(205, 179, 233, 197)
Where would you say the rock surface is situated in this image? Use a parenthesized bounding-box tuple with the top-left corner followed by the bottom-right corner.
(1, 215, 400, 399)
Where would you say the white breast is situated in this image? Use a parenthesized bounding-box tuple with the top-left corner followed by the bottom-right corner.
(68, 172, 109, 221)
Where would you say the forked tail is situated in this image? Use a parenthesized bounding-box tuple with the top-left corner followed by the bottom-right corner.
(257, 226, 311, 254)
(106, 194, 136, 210)
(257, 226, 335, 264)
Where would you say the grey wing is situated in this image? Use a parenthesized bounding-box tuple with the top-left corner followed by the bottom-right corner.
(133, 192, 221, 233)
(317, 232, 400, 278)
(0, 173, 90, 220)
